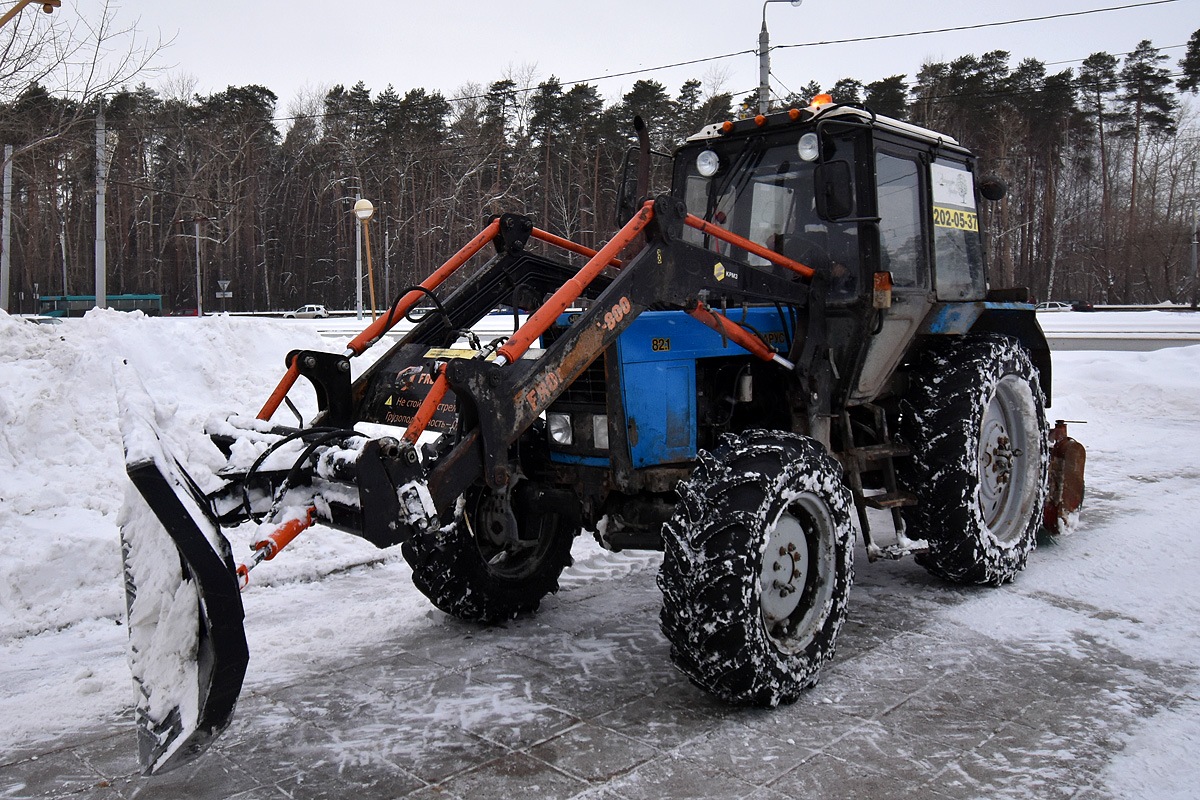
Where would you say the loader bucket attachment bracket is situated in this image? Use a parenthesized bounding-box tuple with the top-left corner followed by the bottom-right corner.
(290, 349, 354, 429)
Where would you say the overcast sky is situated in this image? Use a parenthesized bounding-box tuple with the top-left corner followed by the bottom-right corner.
(110, 0, 1196, 115)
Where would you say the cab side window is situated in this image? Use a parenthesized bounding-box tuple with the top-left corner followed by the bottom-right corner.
(874, 152, 926, 288)
(930, 160, 985, 300)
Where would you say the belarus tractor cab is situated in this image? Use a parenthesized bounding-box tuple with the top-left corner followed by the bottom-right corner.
(116, 98, 1083, 774)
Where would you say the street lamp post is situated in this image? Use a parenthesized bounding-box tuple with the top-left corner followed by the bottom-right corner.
(0, 0, 60, 30)
(193, 218, 202, 316)
(353, 198, 377, 321)
(759, 0, 803, 115)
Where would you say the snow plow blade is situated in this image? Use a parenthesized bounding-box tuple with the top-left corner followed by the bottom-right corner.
(115, 365, 249, 775)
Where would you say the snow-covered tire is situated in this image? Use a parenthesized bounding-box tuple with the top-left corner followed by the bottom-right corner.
(898, 334, 1049, 586)
(400, 481, 576, 623)
(658, 430, 854, 707)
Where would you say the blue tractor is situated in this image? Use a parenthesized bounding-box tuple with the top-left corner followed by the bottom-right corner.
(116, 100, 1085, 773)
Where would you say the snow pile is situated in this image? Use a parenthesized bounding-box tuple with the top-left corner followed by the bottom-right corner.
(0, 310, 329, 640)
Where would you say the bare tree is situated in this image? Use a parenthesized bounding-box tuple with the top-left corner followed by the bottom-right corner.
(1, 0, 163, 166)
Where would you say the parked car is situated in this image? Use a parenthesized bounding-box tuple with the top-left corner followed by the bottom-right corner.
(284, 304, 330, 319)
(19, 314, 63, 325)
(1035, 301, 1072, 312)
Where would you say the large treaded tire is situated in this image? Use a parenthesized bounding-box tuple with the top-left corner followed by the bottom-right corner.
(658, 430, 854, 707)
(897, 334, 1049, 586)
(400, 482, 576, 623)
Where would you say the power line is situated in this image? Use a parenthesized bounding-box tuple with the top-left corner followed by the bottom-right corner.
(773, 0, 1180, 52)
(231, 1, 1190, 128)
(60, 1, 1195, 135)
(1045, 42, 1187, 67)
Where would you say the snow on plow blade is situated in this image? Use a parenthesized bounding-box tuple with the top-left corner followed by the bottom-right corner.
(115, 363, 249, 775)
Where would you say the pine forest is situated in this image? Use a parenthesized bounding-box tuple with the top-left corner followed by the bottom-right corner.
(2, 30, 1200, 313)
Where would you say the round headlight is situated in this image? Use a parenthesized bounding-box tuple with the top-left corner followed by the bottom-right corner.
(695, 149, 720, 177)
(797, 133, 820, 162)
(547, 412, 573, 446)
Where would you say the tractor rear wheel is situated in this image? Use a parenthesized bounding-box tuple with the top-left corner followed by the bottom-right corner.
(898, 334, 1049, 585)
(658, 430, 854, 707)
(401, 479, 576, 623)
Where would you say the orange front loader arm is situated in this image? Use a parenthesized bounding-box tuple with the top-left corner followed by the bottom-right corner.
(493, 201, 656, 366)
(256, 219, 502, 422)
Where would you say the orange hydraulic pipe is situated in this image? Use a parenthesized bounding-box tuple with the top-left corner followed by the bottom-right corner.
(256, 219, 500, 423)
(257, 358, 301, 421)
(529, 227, 624, 269)
(236, 506, 316, 588)
(402, 364, 450, 444)
(687, 303, 795, 370)
(345, 218, 501, 356)
(683, 213, 815, 279)
(494, 202, 655, 366)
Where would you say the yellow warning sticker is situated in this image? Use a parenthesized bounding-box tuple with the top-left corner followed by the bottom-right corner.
(423, 348, 479, 360)
(933, 206, 978, 232)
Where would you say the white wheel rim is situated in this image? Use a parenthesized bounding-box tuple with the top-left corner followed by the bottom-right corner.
(977, 375, 1039, 543)
(759, 493, 836, 652)
(760, 515, 808, 625)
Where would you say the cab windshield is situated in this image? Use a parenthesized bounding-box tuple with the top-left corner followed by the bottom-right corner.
(675, 135, 860, 298)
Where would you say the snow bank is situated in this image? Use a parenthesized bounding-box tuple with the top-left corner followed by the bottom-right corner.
(0, 309, 329, 640)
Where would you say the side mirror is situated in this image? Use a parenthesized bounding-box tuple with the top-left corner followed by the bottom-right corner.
(979, 174, 1007, 202)
(814, 161, 854, 220)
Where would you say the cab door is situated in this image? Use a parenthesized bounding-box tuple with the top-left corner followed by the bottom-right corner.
(848, 149, 934, 403)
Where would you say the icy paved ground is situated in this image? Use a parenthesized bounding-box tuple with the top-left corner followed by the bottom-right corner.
(2, 521, 1198, 800)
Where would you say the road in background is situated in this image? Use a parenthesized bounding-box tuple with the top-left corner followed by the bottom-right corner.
(297, 308, 1200, 353)
(1035, 309, 1200, 351)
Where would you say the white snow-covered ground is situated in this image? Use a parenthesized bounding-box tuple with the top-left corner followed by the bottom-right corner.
(1, 308, 1199, 796)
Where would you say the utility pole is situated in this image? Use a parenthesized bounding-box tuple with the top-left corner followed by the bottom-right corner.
(1190, 205, 1198, 308)
(95, 99, 107, 310)
(1, 144, 11, 313)
(59, 229, 67, 294)
(193, 218, 202, 316)
(176, 216, 212, 316)
(758, 0, 802, 115)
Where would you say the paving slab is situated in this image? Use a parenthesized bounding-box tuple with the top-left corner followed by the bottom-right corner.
(2, 539, 1195, 799)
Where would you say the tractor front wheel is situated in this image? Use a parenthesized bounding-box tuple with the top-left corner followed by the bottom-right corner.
(401, 478, 576, 623)
(658, 430, 854, 707)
